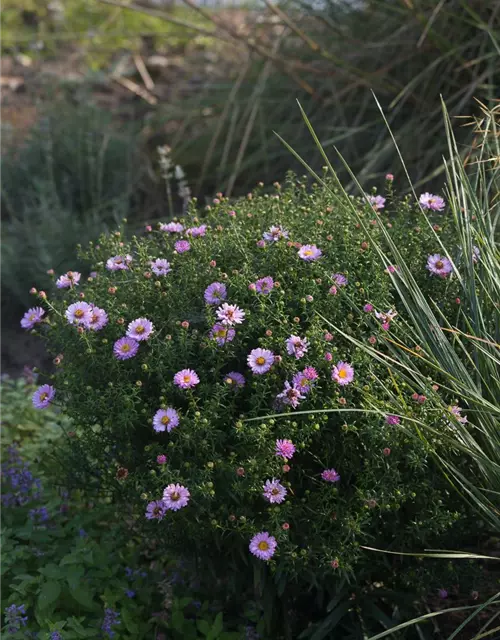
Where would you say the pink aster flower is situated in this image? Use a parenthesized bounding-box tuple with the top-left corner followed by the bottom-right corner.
(262, 479, 287, 504)
(153, 408, 180, 433)
(160, 222, 184, 233)
(368, 195, 386, 210)
(106, 255, 132, 271)
(162, 483, 190, 511)
(298, 244, 322, 261)
(303, 366, 318, 380)
(448, 405, 467, 424)
(204, 282, 227, 305)
(56, 271, 81, 288)
(249, 531, 277, 561)
(157, 454, 167, 464)
(286, 335, 309, 359)
(419, 192, 445, 211)
(363, 303, 374, 313)
(126, 318, 154, 341)
(65, 302, 92, 325)
(321, 468, 340, 483)
(292, 367, 318, 393)
(21, 307, 45, 330)
(186, 224, 207, 237)
(151, 259, 171, 276)
(175, 240, 191, 253)
(276, 381, 305, 408)
(263, 225, 289, 243)
(145, 500, 167, 520)
(210, 323, 235, 345)
(275, 439, 296, 460)
(223, 371, 245, 388)
(332, 273, 348, 287)
(331, 361, 354, 386)
(113, 337, 140, 360)
(32, 384, 55, 409)
(427, 254, 453, 278)
(247, 348, 274, 374)
(84, 306, 108, 331)
(174, 369, 200, 389)
(216, 303, 246, 326)
(255, 276, 274, 294)
(385, 414, 401, 425)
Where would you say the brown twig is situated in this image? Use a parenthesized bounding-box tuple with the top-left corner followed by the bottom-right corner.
(133, 53, 155, 90)
(111, 75, 158, 105)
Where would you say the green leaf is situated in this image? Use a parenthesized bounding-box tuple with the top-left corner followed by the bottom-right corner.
(197, 618, 211, 636)
(210, 612, 224, 638)
(38, 580, 61, 611)
(39, 564, 63, 580)
(71, 586, 98, 611)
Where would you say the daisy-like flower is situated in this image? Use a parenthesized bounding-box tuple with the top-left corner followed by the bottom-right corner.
(254, 276, 274, 294)
(262, 479, 287, 504)
(368, 195, 386, 210)
(426, 254, 453, 278)
(106, 255, 132, 271)
(65, 301, 92, 325)
(216, 303, 246, 326)
(153, 408, 180, 433)
(113, 337, 140, 360)
(275, 439, 296, 460)
(385, 414, 401, 425)
(286, 335, 309, 359)
(160, 222, 184, 233)
(204, 282, 227, 305)
(298, 244, 322, 261)
(210, 323, 235, 346)
(331, 361, 354, 386)
(32, 384, 55, 409)
(263, 225, 289, 243)
(448, 405, 468, 424)
(419, 192, 445, 211)
(186, 225, 207, 237)
(321, 468, 340, 483)
(20, 307, 45, 330)
(276, 381, 305, 408)
(249, 531, 277, 561)
(145, 500, 167, 520)
(84, 306, 108, 331)
(151, 259, 171, 276)
(374, 309, 398, 323)
(174, 369, 200, 389)
(126, 318, 154, 341)
(175, 240, 191, 253)
(247, 348, 274, 374)
(223, 371, 245, 388)
(332, 273, 348, 287)
(292, 368, 318, 394)
(303, 366, 319, 380)
(162, 483, 190, 511)
(56, 271, 81, 289)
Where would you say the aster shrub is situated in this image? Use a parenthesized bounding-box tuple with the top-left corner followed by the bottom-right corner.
(29, 174, 474, 636)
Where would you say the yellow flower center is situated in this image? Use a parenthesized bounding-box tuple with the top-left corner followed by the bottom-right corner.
(161, 416, 170, 425)
(171, 492, 180, 501)
(135, 325, 145, 334)
(436, 261, 443, 269)
(75, 309, 84, 318)
(256, 357, 266, 365)
(338, 369, 347, 378)
(216, 329, 227, 338)
(183, 375, 191, 383)
(29, 314, 36, 321)
(40, 392, 47, 401)
(121, 344, 131, 352)
(271, 488, 279, 495)
(225, 377, 233, 384)
(304, 249, 312, 256)
(258, 541, 269, 551)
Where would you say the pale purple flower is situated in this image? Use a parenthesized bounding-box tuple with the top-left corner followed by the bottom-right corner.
(126, 318, 154, 341)
(419, 192, 445, 211)
(427, 254, 453, 277)
(332, 361, 354, 385)
(275, 439, 296, 460)
(210, 323, 235, 345)
(263, 225, 289, 243)
(262, 479, 287, 504)
(204, 282, 227, 305)
(186, 225, 207, 237)
(276, 381, 305, 408)
(332, 273, 348, 287)
(84, 306, 108, 331)
(106, 255, 132, 271)
(375, 309, 398, 323)
(160, 222, 184, 233)
(32, 384, 55, 409)
(286, 335, 309, 359)
(249, 532, 277, 561)
(298, 244, 322, 261)
(174, 369, 200, 389)
(65, 301, 92, 325)
(113, 337, 139, 360)
(303, 366, 319, 380)
(363, 303, 374, 313)
(175, 240, 191, 253)
(472, 246, 480, 263)
(292, 368, 317, 393)
(145, 500, 167, 520)
(56, 271, 81, 288)
(163, 483, 190, 511)
(4, 604, 28, 634)
(216, 303, 246, 326)
(449, 405, 467, 424)
(153, 408, 180, 433)
(438, 588, 448, 599)
(368, 195, 386, 210)
(21, 307, 45, 330)
(321, 468, 340, 483)
(385, 414, 401, 425)
(223, 371, 245, 388)
(247, 348, 274, 374)
(255, 276, 274, 294)
(151, 258, 171, 276)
